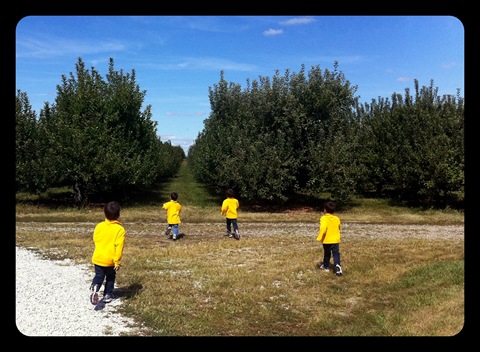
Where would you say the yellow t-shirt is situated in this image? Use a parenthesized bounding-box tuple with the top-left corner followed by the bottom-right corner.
(316, 213, 341, 244)
(221, 197, 239, 219)
(92, 219, 125, 267)
(163, 200, 182, 224)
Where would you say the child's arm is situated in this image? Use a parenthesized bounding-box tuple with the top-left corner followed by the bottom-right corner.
(316, 216, 327, 242)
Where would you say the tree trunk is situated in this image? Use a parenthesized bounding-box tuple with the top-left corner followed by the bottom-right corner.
(74, 180, 86, 205)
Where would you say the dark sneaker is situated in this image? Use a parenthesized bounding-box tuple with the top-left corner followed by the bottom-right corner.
(234, 229, 241, 240)
(335, 264, 343, 276)
(318, 264, 330, 272)
(90, 285, 99, 305)
(103, 294, 115, 303)
(165, 227, 172, 236)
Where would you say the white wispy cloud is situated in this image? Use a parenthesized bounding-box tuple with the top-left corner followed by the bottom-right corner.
(159, 134, 194, 153)
(441, 62, 458, 69)
(397, 76, 411, 82)
(145, 56, 257, 72)
(279, 17, 316, 26)
(263, 28, 283, 36)
(16, 35, 126, 59)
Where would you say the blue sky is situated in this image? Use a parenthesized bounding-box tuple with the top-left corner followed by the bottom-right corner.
(16, 16, 464, 153)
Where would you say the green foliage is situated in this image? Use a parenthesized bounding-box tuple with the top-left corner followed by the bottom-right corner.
(189, 63, 361, 204)
(356, 80, 464, 206)
(16, 58, 184, 204)
(17, 58, 464, 209)
(16, 90, 50, 194)
(189, 66, 464, 208)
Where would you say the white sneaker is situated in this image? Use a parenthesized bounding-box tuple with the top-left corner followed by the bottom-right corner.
(319, 264, 330, 272)
(335, 264, 343, 276)
(234, 229, 241, 240)
(103, 293, 115, 303)
(90, 285, 99, 305)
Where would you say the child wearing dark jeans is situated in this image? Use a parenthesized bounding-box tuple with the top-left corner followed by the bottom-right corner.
(90, 201, 126, 305)
(317, 201, 343, 276)
(221, 188, 240, 240)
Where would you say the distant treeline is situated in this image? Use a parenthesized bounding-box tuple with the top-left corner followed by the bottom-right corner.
(188, 63, 464, 207)
(16, 58, 464, 208)
(16, 58, 185, 205)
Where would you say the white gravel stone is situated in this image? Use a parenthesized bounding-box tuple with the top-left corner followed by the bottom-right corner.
(16, 246, 141, 337)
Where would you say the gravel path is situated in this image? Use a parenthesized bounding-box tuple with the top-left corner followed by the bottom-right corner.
(15, 246, 143, 337)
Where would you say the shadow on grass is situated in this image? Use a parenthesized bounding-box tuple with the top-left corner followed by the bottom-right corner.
(94, 282, 144, 311)
(240, 192, 332, 214)
(113, 283, 144, 300)
(16, 180, 174, 209)
(16, 181, 464, 212)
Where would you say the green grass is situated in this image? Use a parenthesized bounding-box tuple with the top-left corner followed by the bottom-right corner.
(161, 160, 221, 207)
(15, 160, 465, 336)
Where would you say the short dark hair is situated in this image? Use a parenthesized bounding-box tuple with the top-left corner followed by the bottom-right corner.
(324, 201, 336, 214)
(171, 192, 178, 201)
(226, 188, 234, 198)
(104, 201, 121, 220)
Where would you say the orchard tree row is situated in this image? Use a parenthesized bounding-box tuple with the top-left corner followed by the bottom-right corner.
(188, 63, 464, 207)
(16, 58, 185, 205)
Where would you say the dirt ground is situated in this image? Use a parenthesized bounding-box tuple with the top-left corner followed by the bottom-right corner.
(16, 222, 464, 240)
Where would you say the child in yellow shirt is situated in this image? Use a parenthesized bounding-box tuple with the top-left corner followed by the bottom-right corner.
(163, 192, 182, 241)
(317, 201, 343, 276)
(90, 201, 126, 305)
(221, 188, 240, 240)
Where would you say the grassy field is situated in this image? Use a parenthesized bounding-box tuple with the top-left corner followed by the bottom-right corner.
(15, 160, 465, 337)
